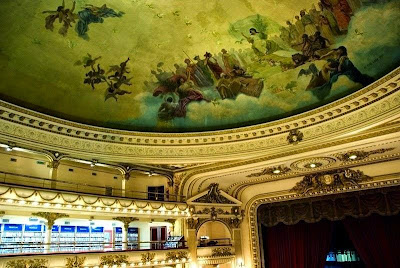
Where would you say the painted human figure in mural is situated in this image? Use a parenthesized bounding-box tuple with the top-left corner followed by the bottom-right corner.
(285, 21, 299, 44)
(318, 15, 335, 43)
(301, 46, 373, 100)
(204, 52, 224, 80)
(241, 28, 265, 57)
(318, 2, 340, 35)
(294, 16, 305, 42)
(43, 0, 78, 36)
(321, 0, 353, 32)
(312, 31, 331, 51)
(221, 49, 240, 74)
(193, 56, 214, 87)
(76, 4, 124, 39)
(300, 10, 318, 36)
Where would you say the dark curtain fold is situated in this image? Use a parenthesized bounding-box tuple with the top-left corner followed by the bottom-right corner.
(265, 220, 333, 268)
(343, 214, 400, 268)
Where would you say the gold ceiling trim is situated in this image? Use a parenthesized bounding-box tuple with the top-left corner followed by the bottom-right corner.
(0, 68, 398, 158)
(245, 176, 400, 268)
(182, 134, 400, 197)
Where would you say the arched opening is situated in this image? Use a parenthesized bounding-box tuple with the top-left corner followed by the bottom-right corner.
(197, 221, 231, 247)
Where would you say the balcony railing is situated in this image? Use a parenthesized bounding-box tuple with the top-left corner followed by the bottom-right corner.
(0, 241, 187, 256)
(0, 171, 185, 202)
(197, 238, 232, 247)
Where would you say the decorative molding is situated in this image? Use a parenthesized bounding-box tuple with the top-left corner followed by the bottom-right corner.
(258, 185, 400, 227)
(0, 185, 188, 217)
(247, 166, 291, 177)
(65, 256, 86, 268)
(6, 259, 48, 268)
(291, 169, 371, 195)
(336, 148, 395, 162)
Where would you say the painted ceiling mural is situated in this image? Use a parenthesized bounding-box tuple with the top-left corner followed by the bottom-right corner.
(0, 0, 399, 132)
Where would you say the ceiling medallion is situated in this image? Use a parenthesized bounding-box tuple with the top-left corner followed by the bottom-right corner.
(291, 168, 371, 195)
(337, 148, 395, 162)
(247, 165, 291, 177)
(290, 157, 336, 171)
(287, 129, 303, 145)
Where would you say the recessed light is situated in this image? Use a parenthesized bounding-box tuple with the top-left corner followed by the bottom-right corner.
(272, 169, 281, 174)
(309, 163, 317, 168)
(349, 154, 358, 160)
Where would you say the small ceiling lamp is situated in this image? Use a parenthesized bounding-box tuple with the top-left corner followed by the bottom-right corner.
(348, 154, 358, 160)
(272, 169, 281, 174)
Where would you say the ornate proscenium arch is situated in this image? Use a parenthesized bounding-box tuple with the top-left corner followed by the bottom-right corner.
(247, 180, 400, 268)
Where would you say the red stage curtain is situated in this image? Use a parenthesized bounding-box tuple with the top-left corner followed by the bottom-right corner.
(265, 220, 333, 268)
(343, 214, 400, 268)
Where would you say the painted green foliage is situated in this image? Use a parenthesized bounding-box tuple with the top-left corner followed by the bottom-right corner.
(0, 0, 399, 132)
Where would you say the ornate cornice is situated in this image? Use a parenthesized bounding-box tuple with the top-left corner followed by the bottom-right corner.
(0, 68, 398, 163)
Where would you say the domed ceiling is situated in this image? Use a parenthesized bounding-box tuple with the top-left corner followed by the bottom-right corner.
(0, 0, 399, 132)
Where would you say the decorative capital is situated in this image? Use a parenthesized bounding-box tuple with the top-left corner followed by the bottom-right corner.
(32, 212, 69, 228)
(287, 129, 303, 145)
(113, 217, 138, 230)
(291, 168, 371, 195)
(123, 172, 131, 180)
(47, 159, 61, 169)
(187, 218, 198, 229)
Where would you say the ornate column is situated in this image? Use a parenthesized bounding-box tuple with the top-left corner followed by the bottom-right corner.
(47, 160, 60, 189)
(186, 218, 198, 265)
(32, 212, 69, 253)
(229, 212, 244, 266)
(113, 217, 138, 250)
(122, 173, 130, 197)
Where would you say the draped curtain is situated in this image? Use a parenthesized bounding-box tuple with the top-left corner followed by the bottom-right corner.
(261, 186, 400, 268)
(343, 214, 400, 268)
(265, 220, 333, 268)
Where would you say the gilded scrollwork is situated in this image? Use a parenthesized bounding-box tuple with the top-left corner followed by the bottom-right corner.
(6, 259, 48, 268)
(336, 148, 395, 162)
(194, 184, 234, 204)
(100, 255, 128, 266)
(166, 251, 189, 261)
(65, 256, 86, 268)
(247, 166, 291, 177)
(141, 252, 155, 263)
(291, 168, 371, 195)
(211, 247, 232, 257)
